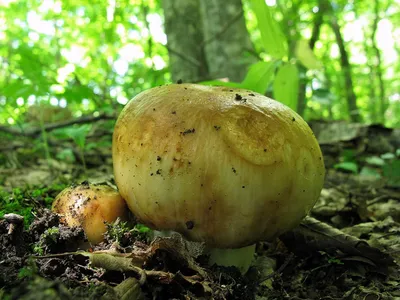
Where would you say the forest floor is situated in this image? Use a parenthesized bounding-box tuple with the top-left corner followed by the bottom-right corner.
(0, 121, 399, 299)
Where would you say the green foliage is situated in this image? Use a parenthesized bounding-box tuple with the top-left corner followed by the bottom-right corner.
(18, 267, 36, 279)
(18, 258, 38, 279)
(33, 244, 44, 256)
(382, 151, 400, 187)
(334, 161, 359, 174)
(365, 156, 386, 167)
(0, 188, 33, 227)
(58, 124, 92, 169)
(106, 221, 151, 244)
(359, 166, 381, 179)
(273, 63, 299, 110)
(0, 0, 399, 128)
(241, 61, 276, 94)
(33, 227, 60, 255)
(334, 149, 400, 186)
(327, 256, 344, 265)
(334, 150, 358, 173)
(249, 0, 287, 59)
(294, 40, 322, 70)
(0, 0, 168, 126)
(135, 223, 151, 234)
(201, 61, 277, 95)
(362, 152, 400, 186)
(0, 184, 66, 227)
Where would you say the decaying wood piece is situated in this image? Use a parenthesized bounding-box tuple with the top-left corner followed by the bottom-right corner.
(282, 216, 395, 270)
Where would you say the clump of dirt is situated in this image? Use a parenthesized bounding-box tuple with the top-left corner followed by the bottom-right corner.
(1, 209, 257, 299)
(0, 218, 30, 288)
(0, 209, 94, 294)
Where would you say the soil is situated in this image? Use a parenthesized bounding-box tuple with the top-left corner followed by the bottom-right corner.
(0, 121, 399, 299)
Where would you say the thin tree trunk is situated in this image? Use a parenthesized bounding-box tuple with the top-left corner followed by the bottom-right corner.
(297, 0, 325, 116)
(325, 1, 361, 122)
(199, 0, 257, 82)
(162, 0, 208, 82)
(325, 70, 334, 120)
(370, 0, 387, 123)
(366, 60, 378, 122)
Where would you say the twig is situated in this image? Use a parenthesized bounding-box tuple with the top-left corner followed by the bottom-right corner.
(0, 113, 115, 137)
(200, 9, 244, 47)
(258, 253, 294, 284)
(165, 45, 202, 67)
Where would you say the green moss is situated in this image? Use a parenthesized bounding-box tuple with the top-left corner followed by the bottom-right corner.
(33, 227, 60, 255)
(106, 221, 151, 244)
(0, 184, 67, 228)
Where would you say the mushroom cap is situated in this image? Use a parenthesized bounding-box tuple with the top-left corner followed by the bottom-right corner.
(52, 183, 127, 244)
(112, 84, 325, 248)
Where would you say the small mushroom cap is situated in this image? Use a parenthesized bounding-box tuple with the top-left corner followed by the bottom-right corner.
(52, 183, 127, 244)
(113, 84, 325, 248)
(4, 213, 24, 224)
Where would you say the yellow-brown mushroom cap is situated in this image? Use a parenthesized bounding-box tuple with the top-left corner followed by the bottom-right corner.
(52, 183, 127, 244)
(112, 84, 325, 248)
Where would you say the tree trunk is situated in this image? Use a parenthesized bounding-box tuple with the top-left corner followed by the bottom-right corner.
(297, 0, 325, 116)
(199, 0, 257, 82)
(162, 0, 208, 82)
(325, 1, 361, 122)
(162, 0, 256, 83)
(366, 58, 378, 122)
(370, 0, 387, 123)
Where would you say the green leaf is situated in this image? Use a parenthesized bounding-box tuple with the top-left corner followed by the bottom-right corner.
(381, 153, 395, 160)
(294, 40, 322, 70)
(241, 61, 276, 94)
(56, 148, 76, 163)
(273, 63, 299, 110)
(341, 149, 356, 162)
(334, 162, 358, 174)
(383, 159, 400, 187)
(63, 124, 92, 149)
(135, 224, 150, 233)
(250, 0, 287, 58)
(365, 156, 385, 167)
(2, 82, 35, 99)
(360, 167, 382, 179)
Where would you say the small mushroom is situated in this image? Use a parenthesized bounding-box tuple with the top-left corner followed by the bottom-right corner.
(52, 183, 127, 244)
(4, 213, 24, 235)
(112, 84, 325, 273)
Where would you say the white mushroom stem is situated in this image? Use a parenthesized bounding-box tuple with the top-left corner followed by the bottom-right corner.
(207, 244, 256, 274)
(4, 213, 24, 235)
(153, 230, 255, 274)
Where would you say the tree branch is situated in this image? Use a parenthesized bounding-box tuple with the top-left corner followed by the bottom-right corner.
(0, 113, 115, 137)
(165, 45, 202, 67)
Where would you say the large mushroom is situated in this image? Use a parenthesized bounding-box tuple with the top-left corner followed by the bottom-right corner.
(112, 83, 325, 273)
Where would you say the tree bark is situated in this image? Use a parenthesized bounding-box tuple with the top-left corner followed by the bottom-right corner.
(325, 1, 361, 122)
(366, 59, 378, 122)
(297, 0, 325, 116)
(162, 0, 256, 83)
(199, 0, 257, 82)
(162, 0, 208, 82)
(370, 0, 387, 123)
